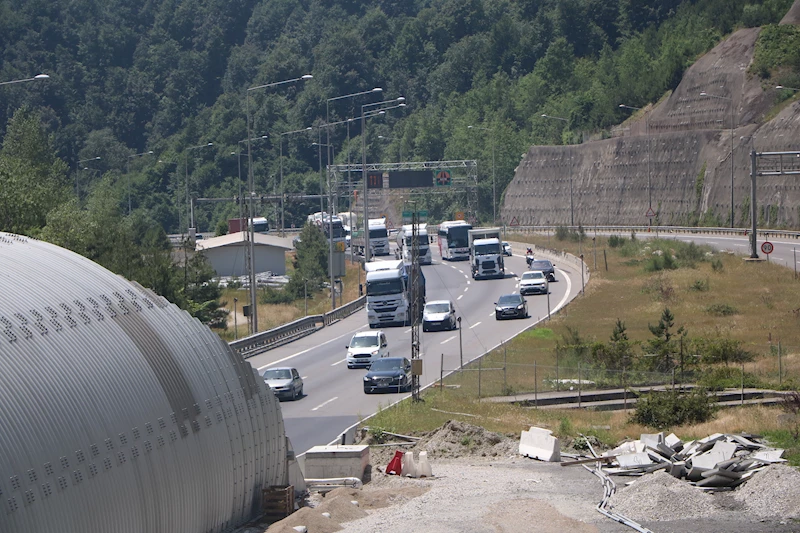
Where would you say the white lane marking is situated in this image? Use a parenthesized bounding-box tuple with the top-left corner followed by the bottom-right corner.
(440, 335, 456, 344)
(469, 322, 481, 329)
(734, 244, 746, 247)
(405, 328, 412, 333)
(464, 287, 469, 292)
(331, 358, 347, 366)
(258, 327, 363, 371)
(467, 281, 471, 285)
(302, 375, 309, 380)
(457, 295, 463, 300)
(489, 312, 495, 317)
(311, 397, 338, 411)
(464, 273, 469, 278)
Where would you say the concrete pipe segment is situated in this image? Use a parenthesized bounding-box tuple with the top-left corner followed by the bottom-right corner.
(0, 232, 288, 532)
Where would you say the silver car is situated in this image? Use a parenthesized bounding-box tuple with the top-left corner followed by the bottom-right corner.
(263, 367, 303, 401)
(423, 300, 457, 332)
(519, 270, 549, 295)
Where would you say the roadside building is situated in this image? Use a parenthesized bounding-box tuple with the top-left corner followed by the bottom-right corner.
(195, 231, 293, 277)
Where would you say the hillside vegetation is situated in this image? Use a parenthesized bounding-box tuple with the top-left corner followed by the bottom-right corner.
(2, 0, 798, 314)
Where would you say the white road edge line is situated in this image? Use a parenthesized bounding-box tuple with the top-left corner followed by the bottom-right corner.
(331, 359, 347, 366)
(311, 397, 338, 411)
(440, 335, 456, 345)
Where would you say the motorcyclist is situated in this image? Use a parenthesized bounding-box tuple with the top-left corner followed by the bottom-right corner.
(525, 248, 534, 268)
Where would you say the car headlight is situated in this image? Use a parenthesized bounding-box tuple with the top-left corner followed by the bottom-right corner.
(371, 350, 378, 356)
(363, 376, 373, 382)
(495, 307, 502, 312)
(517, 304, 525, 310)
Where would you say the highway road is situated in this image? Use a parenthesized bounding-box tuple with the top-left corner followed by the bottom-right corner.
(246, 245, 585, 454)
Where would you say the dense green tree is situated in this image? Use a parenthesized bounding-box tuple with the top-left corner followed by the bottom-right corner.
(285, 222, 328, 298)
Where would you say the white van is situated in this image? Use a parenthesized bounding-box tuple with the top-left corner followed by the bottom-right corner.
(346, 330, 389, 369)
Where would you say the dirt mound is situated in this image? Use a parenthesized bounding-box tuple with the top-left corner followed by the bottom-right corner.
(415, 419, 517, 459)
(780, 0, 800, 24)
(608, 470, 722, 521)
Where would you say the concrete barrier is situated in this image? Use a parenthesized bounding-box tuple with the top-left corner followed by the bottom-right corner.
(519, 426, 561, 462)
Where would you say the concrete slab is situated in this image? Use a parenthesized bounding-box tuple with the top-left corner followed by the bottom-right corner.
(519, 426, 561, 462)
(617, 452, 653, 469)
(753, 449, 786, 463)
(640, 433, 664, 449)
(303, 445, 370, 481)
(665, 433, 683, 450)
(692, 440, 737, 470)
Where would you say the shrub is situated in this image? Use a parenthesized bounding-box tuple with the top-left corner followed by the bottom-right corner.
(711, 258, 724, 273)
(697, 367, 763, 391)
(706, 303, 737, 316)
(259, 286, 295, 305)
(608, 234, 626, 248)
(555, 225, 570, 241)
(631, 389, 716, 430)
(689, 278, 709, 292)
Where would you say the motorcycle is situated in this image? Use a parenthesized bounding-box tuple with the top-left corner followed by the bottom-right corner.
(525, 249, 534, 268)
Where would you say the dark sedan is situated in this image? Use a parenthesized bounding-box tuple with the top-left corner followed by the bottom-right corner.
(494, 293, 529, 320)
(363, 357, 412, 394)
(529, 259, 556, 282)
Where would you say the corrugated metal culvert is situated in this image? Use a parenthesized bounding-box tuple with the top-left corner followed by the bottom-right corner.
(0, 233, 287, 532)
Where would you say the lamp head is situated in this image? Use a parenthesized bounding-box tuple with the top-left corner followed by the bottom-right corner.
(396, 96, 405, 102)
(34, 74, 49, 80)
(776, 85, 784, 89)
(700, 92, 708, 96)
(372, 87, 383, 92)
(301, 74, 313, 80)
(541, 114, 547, 117)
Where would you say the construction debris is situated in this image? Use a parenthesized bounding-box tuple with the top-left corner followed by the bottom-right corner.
(519, 426, 561, 462)
(598, 432, 784, 491)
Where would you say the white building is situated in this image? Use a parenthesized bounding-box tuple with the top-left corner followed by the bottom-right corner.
(195, 231, 293, 277)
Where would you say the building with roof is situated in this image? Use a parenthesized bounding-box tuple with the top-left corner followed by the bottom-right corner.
(196, 231, 293, 277)
(0, 232, 295, 533)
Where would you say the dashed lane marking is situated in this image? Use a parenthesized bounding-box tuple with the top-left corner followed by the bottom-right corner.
(470, 322, 481, 329)
(311, 397, 338, 411)
(440, 335, 456, 345)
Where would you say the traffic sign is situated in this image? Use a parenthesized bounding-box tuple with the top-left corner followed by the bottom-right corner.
(761, 241, 774, 255)
(645, 207, 656, 218)
(455, 211, 465, 220)
(435, 169, 452, 187)
(509, 216, 519, 227)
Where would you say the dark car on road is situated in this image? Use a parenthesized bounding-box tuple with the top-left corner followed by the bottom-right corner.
(363, 357, 412, 394)
(263, 367, 304, 401)
(494, 293, 529, 320)
(529, 259, 556, 282)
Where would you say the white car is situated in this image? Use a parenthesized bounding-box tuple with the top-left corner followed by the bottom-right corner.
(502, 241, 512, 256)
(519, 270, 549, 296)
(422, 300, 457, 332)
(346, 331, 389, 369)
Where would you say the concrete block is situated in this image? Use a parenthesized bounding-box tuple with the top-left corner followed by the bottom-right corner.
(303, 445, 370, 481)
(640, 433, 664, 449)
(402, 451, 417, 477)
(696, 474, 735, 488)
(617, 452, 653, 469)
(692, 441, 737, 470)
(753, 449, 786, 463)
(519, 427, 561, 462)
(665, 433, 683, 450)
(728, 434, 766, 450)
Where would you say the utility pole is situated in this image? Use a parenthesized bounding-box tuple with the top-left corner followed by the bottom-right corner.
(409, 203, 422, 401)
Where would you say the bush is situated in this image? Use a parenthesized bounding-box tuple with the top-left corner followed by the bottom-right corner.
(711, 258, 724, 273)
(608, 234, 626, 248)
(706, 303, 737, 316)
(689, 278, 709, 292)
(555, 225, 570, 241)
(259, 286, 295, 305)
(631, 389, 716, 430)
(697, 367, 764, 391)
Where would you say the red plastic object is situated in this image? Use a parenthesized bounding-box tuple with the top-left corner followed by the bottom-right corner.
(386, 450, 404, 475)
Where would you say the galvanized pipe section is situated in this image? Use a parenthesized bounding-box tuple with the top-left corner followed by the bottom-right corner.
(0, 233, 287, 533)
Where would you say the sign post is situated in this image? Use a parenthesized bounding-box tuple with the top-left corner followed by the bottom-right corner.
(761, 241, 774, 262)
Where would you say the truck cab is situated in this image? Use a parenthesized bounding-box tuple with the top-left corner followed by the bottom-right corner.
(365, 260, 426, 327)
(468, 228, 505, 280)
(396, 224, 432, 265)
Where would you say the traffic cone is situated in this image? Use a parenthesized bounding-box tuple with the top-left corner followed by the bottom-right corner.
(417, 451, 432, 478)
(402, 451, 418, 478)
(386, 450, 403, 476)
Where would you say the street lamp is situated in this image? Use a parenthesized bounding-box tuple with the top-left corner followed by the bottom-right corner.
(362, 97, 406, 262)
(0, 73, 49, 86)
(619, 104, 652, 222)
(326, 88, 383, 184)
(313, 139, 339, 310)
(700, 91, 735, 228)
(776, 85, 800, 91)
(467, 125, 496, 225)
(540, 114, 574, 226)
(184, 142, 214, 232)
(76, 156, 101, 205)
(245, 74, 312, 335)
(126, 150, 154, 215)
(279, 127, 313, 236)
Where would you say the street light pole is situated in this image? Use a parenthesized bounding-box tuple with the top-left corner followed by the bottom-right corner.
(700, 91, 735, 228)
(541, 114, 573, 226)
(126, 150, 153, 215)
(76, 156, 101, 206)
(619, 104, 652, 221)
(279, 127, 313, 236)
(245, 74, 312, 335)
(361, 97, 406, 263)
(0, 73, 49, 86)
(184, 142, 213, 233)
(467, 125, 496, 224)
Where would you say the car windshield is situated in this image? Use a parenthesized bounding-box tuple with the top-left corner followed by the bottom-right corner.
(370, 359, 404, 371)
(369, 228, 388, 239)
(425, 303, 450, 314)
(367, 278, 403, 296)
(263, 369, 291, 380)
(522, 272, 545, 280)
(351, 335, 379, 348)
(531, 261, 552, 270)
(497, 295, 522, 305)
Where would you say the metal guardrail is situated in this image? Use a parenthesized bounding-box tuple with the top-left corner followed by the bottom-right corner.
(506, 225, 800, 240)
(230, 295, 367, 358)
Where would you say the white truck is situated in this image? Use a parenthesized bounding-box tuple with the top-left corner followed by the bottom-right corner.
(365, 259, 426, 327)
(352, 217, 390, 256)
(395, 223, 432, 265)
(468, 227, 504, 279)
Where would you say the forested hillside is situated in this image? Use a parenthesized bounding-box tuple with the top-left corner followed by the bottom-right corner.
(1, 0, 796, 317)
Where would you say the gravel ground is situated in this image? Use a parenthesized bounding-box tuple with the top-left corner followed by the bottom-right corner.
(259, 422, 800, 533)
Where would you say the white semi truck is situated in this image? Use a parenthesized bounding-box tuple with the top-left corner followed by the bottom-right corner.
(468, 227, 504, 279)
(365, 259, 426, 327)
(352, 217, 390, 256)
(395, 223, 432, 265)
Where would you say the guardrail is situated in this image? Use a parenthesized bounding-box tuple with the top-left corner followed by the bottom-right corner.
(505, 225, 800, 240)
(230, 295, 367, 358)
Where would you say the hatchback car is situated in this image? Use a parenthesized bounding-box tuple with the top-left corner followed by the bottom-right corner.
(263, 367, 304, 400)
(494, 293, 529, 320)
(363, 357, 412, 394)
(422, 300, 457, 332)
(502, 241, 512, 256)
(519, 270, 549, 295)
(529, 259, 556, 282)
(346, 330, 389, 369)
